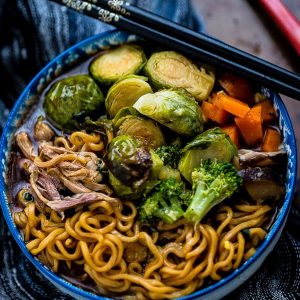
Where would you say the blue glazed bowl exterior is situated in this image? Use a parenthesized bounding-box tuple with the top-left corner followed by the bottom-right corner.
(0, 29, 297, 300)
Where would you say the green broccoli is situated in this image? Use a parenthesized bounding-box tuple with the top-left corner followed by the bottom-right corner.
(184, 159, 242, 224)
(139, 178, 191, 224)
(155, 145, 181, 169)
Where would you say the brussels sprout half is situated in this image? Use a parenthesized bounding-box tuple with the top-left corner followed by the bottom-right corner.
(90, 44, 146, 85)
(133, 88, 203, 136)
(106, 75, 153, 118)
(145, 51, 215, 101)
(112, 107, 139, 131)
(43, 74, 104, 131)
(117, 116, 165, 149)
(105, 135, 152, 190)
(178, 127, 237, 183)
(108, 171, 144, 200)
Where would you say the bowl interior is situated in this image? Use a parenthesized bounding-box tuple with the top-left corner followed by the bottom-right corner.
(0, 29, 297, 300)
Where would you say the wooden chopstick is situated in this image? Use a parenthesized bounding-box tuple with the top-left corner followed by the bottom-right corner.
(86, 0, 300, 86)
(49, 0, 300, 100)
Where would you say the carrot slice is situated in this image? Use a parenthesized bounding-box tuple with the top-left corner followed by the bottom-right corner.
(255, 99, 277, 122)
(221, 125, 240, 148)
(212, 92, 250, 118)
(201, 101, 229, 124)
(261, 128, 281, 152)
(219, 73, 253, 102)
(235, 105, 263, 146)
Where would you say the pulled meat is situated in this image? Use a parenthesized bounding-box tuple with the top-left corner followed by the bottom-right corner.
(16, 132, 117, 212)
(47, 192, 119, 211)
(16, 132, 36, 160)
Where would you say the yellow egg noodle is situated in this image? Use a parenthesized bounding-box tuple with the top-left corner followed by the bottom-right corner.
(13, 131, 272, 300)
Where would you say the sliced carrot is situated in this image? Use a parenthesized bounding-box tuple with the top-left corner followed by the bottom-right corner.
(235, 105, 263, 146)
(221, 124, 240, 148)
(219, 73, 253, 103)
(255, 99, 277, 122)
(212, 92, 250, 118)
(201, 101, 229, 124)
(261, 128, 281, 152)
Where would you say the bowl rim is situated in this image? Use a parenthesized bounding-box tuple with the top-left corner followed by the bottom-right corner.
(0, 29, 298, 300)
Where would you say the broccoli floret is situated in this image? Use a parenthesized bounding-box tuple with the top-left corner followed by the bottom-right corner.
(184, 159, 242, 224)
(155, 145, 181, 169)
(139, 178, 191, 224)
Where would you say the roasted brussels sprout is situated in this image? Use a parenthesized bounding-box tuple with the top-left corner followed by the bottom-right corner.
(44, 75, 103, 131)
(106, 75, 153, 118)
(179, 127, 237, 182)
(145, 51, 215, 101)
(108, 171, 144, 200)
(117, 116, 165, 149)
(133, 88, 203, 136)
(112, 107, 139, 130)
(90, 44, 146, 85)
(82, 116, 113, 135)
(106, 135, 152, 190)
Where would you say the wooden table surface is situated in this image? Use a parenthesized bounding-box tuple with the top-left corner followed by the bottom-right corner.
(192, 0, 300, 204)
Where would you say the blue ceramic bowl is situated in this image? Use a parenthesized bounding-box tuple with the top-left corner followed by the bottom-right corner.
(0, 30, 297, 300)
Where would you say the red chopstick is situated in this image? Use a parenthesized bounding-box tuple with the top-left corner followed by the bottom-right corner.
(259, 0, 300, 56)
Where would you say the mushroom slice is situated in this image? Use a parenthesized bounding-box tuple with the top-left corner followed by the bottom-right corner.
(238, 149, 287, 167)
(238, 167, 285, 202)
(16, 132, 36, 160)
(34, 119, 55, 141)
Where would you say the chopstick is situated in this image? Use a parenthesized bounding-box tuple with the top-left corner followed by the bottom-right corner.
(49, 0, 300, 100)
(259, 0, 300, 56)
(87, 0, 300, 86)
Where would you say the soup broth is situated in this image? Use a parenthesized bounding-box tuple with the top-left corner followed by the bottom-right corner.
(7, 44, 287, 299)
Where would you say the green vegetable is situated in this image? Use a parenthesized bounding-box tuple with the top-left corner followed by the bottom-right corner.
(157, 166, 181, 182)
(81, 116, 113, 135)
(145, 51, 215, 101)
(133, 88, 203, 136)
(112, 107, 139, 130)
(117, 116, 165, 149)
(44, 75, 103, 131)
(108, 171, 144, 200)
(90, 44, 146, 85)
(105, 135, 152, 190)
(155, 145, 181, 169)
(184, 159, 242, 223)
(139, 178, 191, 224)
(106, 75, 153, 118)
(179, 127, 237, 183)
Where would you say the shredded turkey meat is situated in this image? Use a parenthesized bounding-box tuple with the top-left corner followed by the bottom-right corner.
(16, 130, 117, 212)
(47, 192, 119, 211)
